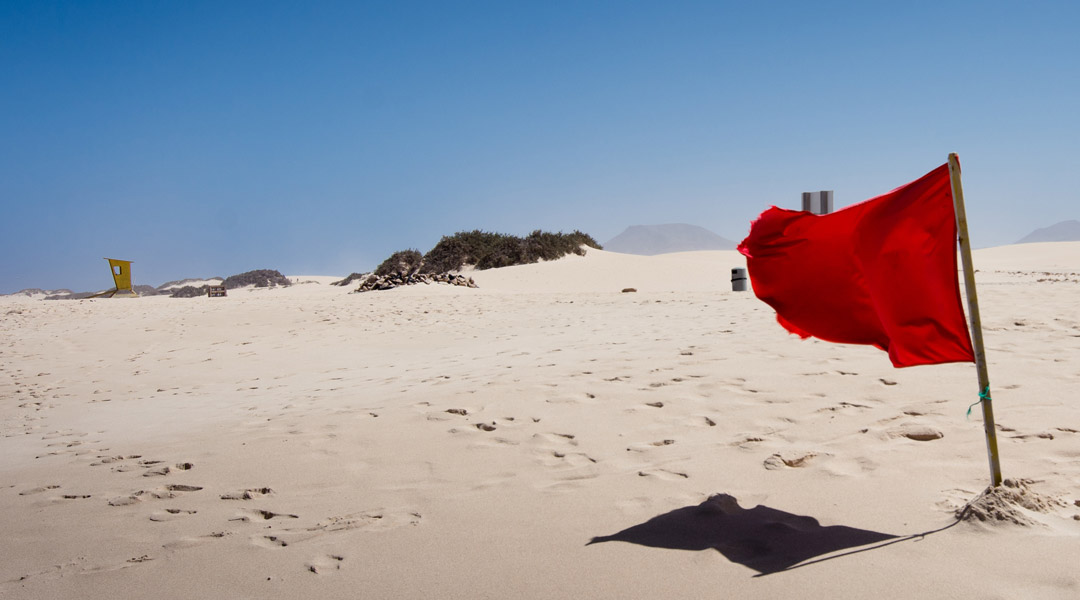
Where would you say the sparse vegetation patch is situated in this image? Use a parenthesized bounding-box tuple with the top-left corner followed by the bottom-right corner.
(343, 230, 599, 293)
(170, 285, 210, 298)
(421, 230, 601, 274)
(223, 269, 291, 289)
(376, 249, 424, 277)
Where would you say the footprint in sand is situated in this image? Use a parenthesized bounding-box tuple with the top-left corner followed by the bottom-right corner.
(161, 530, 232, 551)
(763, 451, 820, 470)
(149, 508, 197, 522)
(428, 408, 469, 422)
(531, 432, 579, 448)
(108, 495, 141, 506)
(1010, 431, 1056, 441)
(534, 448, 599, 471)
(254, 534, 291, 548)
(886, 423, 944, 441)
(89, 454, 140, 467)
(108, 484, 203, 506)
(41, 430, 87, 441)
(307, 509, 422, 533)
(821, 455, 879, 477)
(140, 460, 171, 477)
(18, 485, 60, 496)
(163, 484, 203, 492)
(625, 439, 675, 452)
(306, 554, 346, 574)
(232, 508, 299, 522)
(100, 456, 148, 472)
(636, 469, 689, 480)
(137, 460, 194, 477)
(220, 487, 274, 501)
(818, 401, 872, 412)
(731, 435, 767, 449)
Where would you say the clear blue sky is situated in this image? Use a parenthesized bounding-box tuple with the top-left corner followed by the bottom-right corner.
(2, 0, 1077, 293)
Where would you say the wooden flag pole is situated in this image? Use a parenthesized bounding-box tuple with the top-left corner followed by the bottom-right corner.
(948, 152, 1003, 487)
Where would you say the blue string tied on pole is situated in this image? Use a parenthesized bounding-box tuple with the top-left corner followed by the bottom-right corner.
(966, 386, 991, 420)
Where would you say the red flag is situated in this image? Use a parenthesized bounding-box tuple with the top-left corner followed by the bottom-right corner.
(737, 164, 974, 368)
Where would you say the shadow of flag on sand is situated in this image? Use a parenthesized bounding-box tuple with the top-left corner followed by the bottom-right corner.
(588, 494, 897, 576)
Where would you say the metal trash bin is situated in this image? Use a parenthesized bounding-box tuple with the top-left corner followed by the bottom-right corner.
(731, 267, 748, 292)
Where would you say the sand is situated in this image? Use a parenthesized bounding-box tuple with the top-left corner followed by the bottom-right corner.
(2, 243, 1079, 599)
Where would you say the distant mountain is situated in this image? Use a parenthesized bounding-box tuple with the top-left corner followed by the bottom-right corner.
(604, 224, 736, 255)
(1016, 220, 1080, 244)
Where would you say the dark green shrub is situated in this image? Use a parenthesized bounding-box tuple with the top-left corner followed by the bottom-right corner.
(375, 249, 423, 277)
(223, 269, 291, 289)
(475, 235, 525, 270)
(170, 285, 209, 298)
(331, 272, 368, 287)
(421, 231, 500, 273)
(420, 230, 601, 273)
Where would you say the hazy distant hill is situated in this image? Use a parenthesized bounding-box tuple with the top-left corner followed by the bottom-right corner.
(604, 224, 736, 255)
(5, 288, 73, 298)
(1016, 220, 1080, 244)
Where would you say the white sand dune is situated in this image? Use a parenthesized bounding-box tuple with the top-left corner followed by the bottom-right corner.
(468, 248, 747, 293)
(1, 243, 1078, 599)
(973, 241, 1080, 274)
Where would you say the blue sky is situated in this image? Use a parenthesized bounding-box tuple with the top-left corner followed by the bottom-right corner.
(2, 1, 1077, 293)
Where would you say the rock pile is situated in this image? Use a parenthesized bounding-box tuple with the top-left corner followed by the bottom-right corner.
(354, 271, 477, 292)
